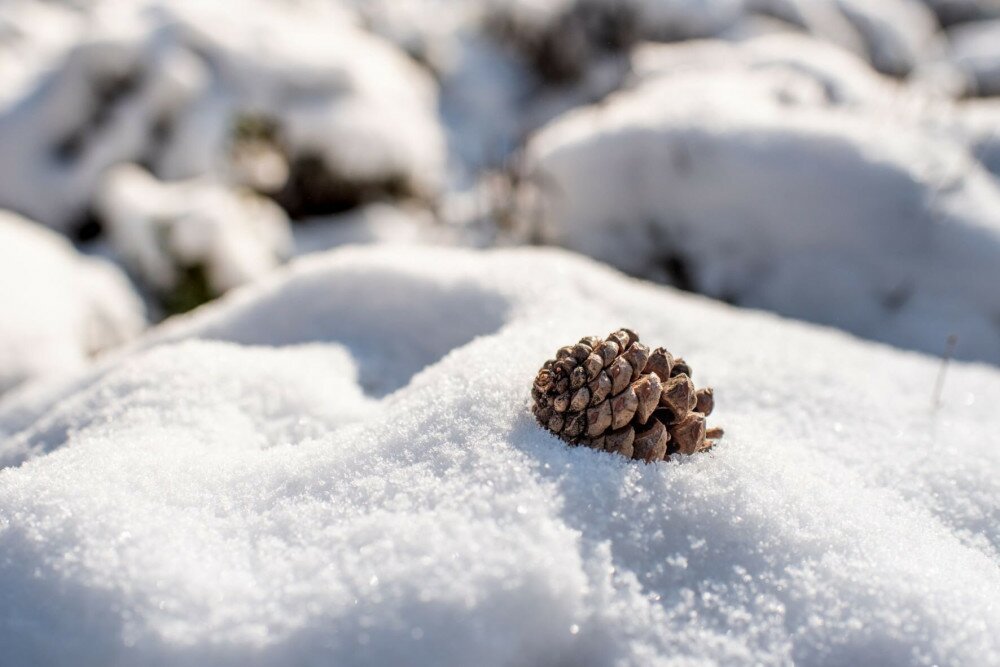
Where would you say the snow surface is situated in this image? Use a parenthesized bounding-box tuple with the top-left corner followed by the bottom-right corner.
(516, 36, 1000, 365)
(1, 246, 999, 666)
(0, 210, 145, 396)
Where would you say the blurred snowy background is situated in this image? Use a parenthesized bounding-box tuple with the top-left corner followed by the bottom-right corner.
(2, 1, 1000, 665)
(3, 0, 1000, 395)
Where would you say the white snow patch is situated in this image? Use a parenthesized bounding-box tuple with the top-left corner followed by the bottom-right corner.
(0, 210, 145, 396)
(0, 245, 998, 665)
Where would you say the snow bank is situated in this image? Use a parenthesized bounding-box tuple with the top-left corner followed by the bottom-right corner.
(0, 211, 144, 396)
(96, 164, 291, 313)
(1, 246, 998, 666)
(516, 39, 1000, 364)
(0, 0, 446, 232)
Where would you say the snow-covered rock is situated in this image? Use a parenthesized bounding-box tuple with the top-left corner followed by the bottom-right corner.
(0, 245, 998, 665)
(96, 164, 291, 314)
(0, 0, 447, 232)
(515, 43, 1000, 364)
(0, 210, 145, 396)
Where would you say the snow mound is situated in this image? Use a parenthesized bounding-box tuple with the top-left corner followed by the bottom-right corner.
(1, 245, 998, 666)
(0, 211, 145, 396)
(516, 43, 1000, 364)
(948, 18, 1000, 96)
(921, 0, 1000, 26)
(0, 0, 446, 232)
(97, 164, 291, 313)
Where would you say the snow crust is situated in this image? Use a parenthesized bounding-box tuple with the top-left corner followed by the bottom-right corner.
(517, 36, 1000, 364)
(1, 246, 998, 666)
(0, 211, 145, 396)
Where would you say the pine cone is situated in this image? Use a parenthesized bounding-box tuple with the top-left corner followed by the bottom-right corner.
(532, 329, 722, 462)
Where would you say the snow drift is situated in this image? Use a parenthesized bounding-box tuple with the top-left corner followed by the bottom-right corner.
(516, 36, 1000, 365)
(1, 246, 998, 666)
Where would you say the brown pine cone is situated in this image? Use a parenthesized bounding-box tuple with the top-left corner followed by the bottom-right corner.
(532, 329, 722, 462)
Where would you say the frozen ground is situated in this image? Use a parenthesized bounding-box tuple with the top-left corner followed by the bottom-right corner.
(1, 246, 998, 666)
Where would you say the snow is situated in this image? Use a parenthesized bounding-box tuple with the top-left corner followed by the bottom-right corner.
(291, 203, 441, 257)
(0, 210, 145, 396)
(745, 0, 944, 77)
(955, 98, 1000, 178)
(515, 39, 1000, 364)
(948, 18, 1000, 96)
(1, 246, 998, 666)
(96, 164, 291, 310)
(833, 0, 942, 77)
(921, 0, 1000, 26)
(0, 0, 446, 232)
(3, 4, 1000, 663)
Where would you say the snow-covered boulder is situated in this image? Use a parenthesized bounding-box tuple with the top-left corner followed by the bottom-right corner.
(0, 0, 447, 232)
(0, 245, 998, 665)
(96, 165, 291, 314)
(0, 211, 144, 396)
(515, 46, 1000, 364)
